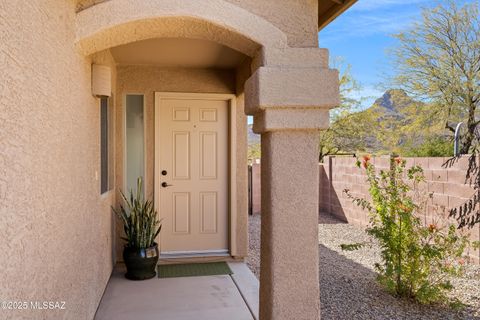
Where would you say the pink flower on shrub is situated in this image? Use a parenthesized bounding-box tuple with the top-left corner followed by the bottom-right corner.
(399, 203, 412, 213)
(362, 155, 371, 168)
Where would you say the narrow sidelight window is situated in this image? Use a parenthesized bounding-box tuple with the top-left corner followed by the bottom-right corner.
(100, 97, 109, 194)
(125, 95, 145, 195)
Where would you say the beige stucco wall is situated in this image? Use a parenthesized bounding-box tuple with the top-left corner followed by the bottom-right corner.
(224, 0, 318, 47)
(0, 2, 116, 319)
(234, 60, 251, 258)
(75, 0, 318, 48)
(115, 65, 249, 259)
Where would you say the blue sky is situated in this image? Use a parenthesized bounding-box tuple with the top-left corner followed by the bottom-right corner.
(319, 0, 456, 108)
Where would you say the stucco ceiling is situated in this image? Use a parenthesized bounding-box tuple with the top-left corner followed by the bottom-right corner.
(110, 38, 248, 69)
(318, 0, 357, 30)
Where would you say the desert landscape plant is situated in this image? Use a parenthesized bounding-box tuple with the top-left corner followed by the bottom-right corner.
(343, 156, 469, 304)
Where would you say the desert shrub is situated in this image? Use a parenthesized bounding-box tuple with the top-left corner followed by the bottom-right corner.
(401, 135, 454, 157)
(248, 143, 261, 161)
(343, 156, 469, 304)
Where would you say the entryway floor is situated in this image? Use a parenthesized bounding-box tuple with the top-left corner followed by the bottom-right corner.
(95, 262, 258, 320)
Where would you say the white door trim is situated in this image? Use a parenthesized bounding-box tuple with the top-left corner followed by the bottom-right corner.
(154, 92, 237, 257)
(160, 249, 230, 259)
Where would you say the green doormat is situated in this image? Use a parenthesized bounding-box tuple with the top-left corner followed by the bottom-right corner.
(157, 262, 233, 278)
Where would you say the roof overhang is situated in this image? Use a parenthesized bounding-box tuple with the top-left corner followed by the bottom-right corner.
(318, 0, 357, 30)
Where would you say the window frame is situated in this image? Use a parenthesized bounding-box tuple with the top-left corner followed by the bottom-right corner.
(100, 96, 110, 194)
(124, 94, 146, 196)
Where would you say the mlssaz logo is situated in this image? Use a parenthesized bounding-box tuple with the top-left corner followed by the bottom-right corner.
(30, 301, 66, 310)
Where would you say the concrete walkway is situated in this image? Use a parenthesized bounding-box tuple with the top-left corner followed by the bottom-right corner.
(95, 262, 258, 320)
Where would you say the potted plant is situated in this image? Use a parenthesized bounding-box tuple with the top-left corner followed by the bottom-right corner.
(113, 178, 162, 280)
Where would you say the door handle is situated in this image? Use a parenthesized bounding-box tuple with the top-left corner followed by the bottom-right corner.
(161, 182, 173, 188)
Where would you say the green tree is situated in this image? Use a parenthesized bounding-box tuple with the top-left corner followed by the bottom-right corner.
(401, 135, 454, 157)
(392, 0, 480, 154)
(247, 143, 260, 160)
(319, 59, 373, 161)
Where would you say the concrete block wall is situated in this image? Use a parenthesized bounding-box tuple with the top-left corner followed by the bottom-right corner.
(252, 162, 262, 215)
(251, 156, 480, 263)
(320, 156, 479, 263)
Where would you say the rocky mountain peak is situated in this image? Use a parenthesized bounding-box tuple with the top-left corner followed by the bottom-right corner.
(373, 89, 412, 112)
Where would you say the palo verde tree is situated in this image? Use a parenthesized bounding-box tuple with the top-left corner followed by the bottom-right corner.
(392, 0, 480, 154)
(393, 0, 480, 232)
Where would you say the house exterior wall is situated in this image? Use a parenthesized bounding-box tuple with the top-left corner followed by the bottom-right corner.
(75, 0, 319, 47)
(1, 0, 338, 318)
(115, 65, 249, 259)
(223, 0, 318, 47)
(0, 2, 116, 319)
(233, 60, 251, 258)
(74, 2, 336, 317)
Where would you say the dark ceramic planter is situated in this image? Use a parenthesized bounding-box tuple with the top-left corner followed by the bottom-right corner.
(123, 243, 159, 280)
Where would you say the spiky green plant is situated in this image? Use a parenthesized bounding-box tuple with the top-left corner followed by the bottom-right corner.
(113, 178, 162, 248)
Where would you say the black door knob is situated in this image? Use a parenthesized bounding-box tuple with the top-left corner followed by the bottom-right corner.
(161, 182, 173, 188)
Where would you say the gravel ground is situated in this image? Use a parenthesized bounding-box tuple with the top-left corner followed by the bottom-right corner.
(246, 213, 480, 320)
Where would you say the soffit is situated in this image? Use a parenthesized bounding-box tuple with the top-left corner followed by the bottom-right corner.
(110, 38, 247, 69)
(318, 0, 357, 30)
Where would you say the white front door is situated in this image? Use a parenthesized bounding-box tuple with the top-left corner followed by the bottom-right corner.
(155, 93, 229, 255)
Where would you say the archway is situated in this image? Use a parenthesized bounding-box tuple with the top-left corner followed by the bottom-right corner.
(75, 0, 288, 57)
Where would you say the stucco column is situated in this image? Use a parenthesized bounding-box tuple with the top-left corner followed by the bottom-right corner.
(245, 48, 339, 320)
(260, 130, 321, 319)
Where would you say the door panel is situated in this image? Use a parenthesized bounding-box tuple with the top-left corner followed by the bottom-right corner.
(172, 192, 190, 234)
(173, 132, 190, 179)
(200, 192, 217, 234)
(157, 97, 229, 253)
(200, 132, 217, 179)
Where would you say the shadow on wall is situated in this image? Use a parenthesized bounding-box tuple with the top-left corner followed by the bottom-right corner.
(319, 244, 480, 320)
(251, 159, 350, 222)
(251, 162, 261, 215)
(319, 157, 350, 223)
